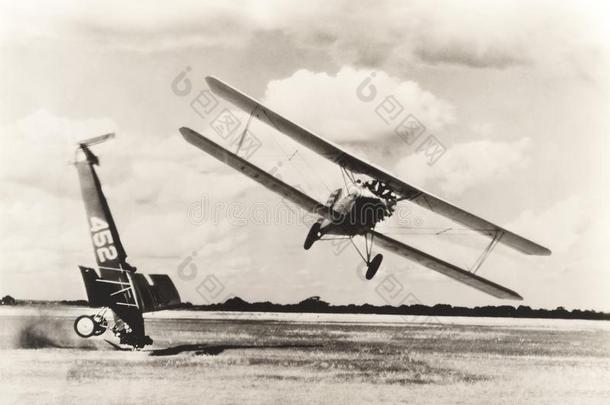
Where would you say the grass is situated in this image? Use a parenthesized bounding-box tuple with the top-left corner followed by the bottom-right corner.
(0, 310, 609, 404)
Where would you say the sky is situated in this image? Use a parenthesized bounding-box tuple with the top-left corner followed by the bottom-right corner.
(1, 0, 609, 311)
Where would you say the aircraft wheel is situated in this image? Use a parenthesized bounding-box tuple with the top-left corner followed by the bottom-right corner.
(365, 254, 383, 280)
(74, 315, 96, 338)
(304, 222, 321, 250)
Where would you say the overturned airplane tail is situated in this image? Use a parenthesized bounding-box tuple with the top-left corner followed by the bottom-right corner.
(79, 266, 181, 313)
(73, 134, 180, 348)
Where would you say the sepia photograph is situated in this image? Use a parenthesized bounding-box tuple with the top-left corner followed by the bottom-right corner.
(0, 1, 609, 404)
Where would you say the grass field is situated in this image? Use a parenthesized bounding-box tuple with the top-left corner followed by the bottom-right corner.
(1, 307, 609, 404)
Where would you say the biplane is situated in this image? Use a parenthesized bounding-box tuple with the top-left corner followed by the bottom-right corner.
(181, 76, 551, 301)
(73, 134, 181, 348)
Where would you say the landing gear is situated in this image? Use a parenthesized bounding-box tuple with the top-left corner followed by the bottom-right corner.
(74, 314, 108, 338)
(304, 222, 321, 250)
(366, 253, 383, 280)
(350, 232, 384, 280)
(73, 308, 152, 350)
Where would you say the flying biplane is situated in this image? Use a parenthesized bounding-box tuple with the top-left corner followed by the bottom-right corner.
(181, 76, 551, 301)
(73, 134, 181, 348)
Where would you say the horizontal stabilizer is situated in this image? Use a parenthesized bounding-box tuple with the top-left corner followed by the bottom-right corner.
(77, 133, 115, 147)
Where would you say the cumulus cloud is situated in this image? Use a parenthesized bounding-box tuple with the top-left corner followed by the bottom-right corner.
(496, 194, 610, 310)
(0, 110, 117, 194)
(395, 137, 531, 195)
(262, 66, 455, 142)
(507, 195, 587, 254)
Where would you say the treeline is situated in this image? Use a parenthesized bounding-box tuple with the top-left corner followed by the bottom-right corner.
(1, 295, 88, 307)
(3, 294, 609, 321)
(177, 296, 610, 321)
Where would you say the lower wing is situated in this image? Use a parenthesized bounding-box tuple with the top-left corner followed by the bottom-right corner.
(180, 127, 339, 220)
(370, 230, 523, 300)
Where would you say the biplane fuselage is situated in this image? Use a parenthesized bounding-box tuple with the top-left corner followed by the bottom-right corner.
(320, 188, 391, 236)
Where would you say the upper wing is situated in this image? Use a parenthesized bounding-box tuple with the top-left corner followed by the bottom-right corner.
(180, 127, 339, 220)
(370, 231, 522, 300)
(206, 76, 551, 257)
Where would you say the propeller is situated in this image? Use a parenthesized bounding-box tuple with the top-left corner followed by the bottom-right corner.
(363, 180, 398, 216)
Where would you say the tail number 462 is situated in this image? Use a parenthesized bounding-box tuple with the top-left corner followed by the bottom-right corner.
(90, 217, 118, 263)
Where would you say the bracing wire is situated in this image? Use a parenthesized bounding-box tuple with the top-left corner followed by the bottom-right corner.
(260, 109, 333, 193)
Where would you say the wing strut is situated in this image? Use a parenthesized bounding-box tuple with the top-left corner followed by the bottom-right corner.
(471, 231, 504, 274)
(236, 106, 258, 156)
(349, 232, 376, 265)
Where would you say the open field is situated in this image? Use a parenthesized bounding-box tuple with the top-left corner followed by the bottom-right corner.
(1, 307, 609, 404)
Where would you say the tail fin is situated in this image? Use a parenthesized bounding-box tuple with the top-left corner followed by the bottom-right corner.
(74, 135, 135, 272)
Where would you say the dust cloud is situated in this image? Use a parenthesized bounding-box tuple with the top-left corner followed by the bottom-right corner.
(14, 315, 96, 350)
